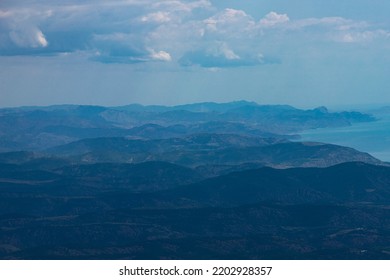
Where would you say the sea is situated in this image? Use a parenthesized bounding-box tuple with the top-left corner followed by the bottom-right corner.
(297, 113, 390, 163)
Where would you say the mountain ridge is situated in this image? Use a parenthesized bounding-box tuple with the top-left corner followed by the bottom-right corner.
(1, 161, 390, 259)
(0, 101, 375, 152)
(0, 100, 387, 260)
(45, 135, 381, 170)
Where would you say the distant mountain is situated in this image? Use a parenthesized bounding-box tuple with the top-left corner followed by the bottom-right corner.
(47, 134, 282, 156)
(47, 136, 381, 170)
(103, 103, 375, 133)
(114, 100, 259, 113)
(0, 105, 113, 151)
(0, 101, 375, 151)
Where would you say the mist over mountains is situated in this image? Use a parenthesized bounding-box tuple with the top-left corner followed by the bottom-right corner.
(0, 101, 374, 151)
(0, 101, 389, 259)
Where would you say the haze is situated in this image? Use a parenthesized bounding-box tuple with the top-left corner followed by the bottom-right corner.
(1, 0, 390, 108)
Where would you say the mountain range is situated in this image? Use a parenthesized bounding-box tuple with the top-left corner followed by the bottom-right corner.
(0, 101, 388, 259)
(0, 101, 375, 151)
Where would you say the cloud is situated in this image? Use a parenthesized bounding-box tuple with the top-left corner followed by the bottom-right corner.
(149, 49, 172, 61)
(219, 43, 240, 60)
(178, 52, 275, 68)
(0, 10, 13, 18)
(91, 33, 149, 64)
(284, 16, 367, 34)
(0, 0, 212, 62)
(335, 30, 390, 43)
(0, 0, 389, 67)
(259, 12, 289, 27)
(36, 30, 48, 47)
(179, 45, 276, 68)
(287, 17, 390, 44)
(141, 12, 171, 23)
(90, 33, 172, 64)
(203, 8, 256, 35)
(9, 27, 48, 48)
(152, 0, 211, 12)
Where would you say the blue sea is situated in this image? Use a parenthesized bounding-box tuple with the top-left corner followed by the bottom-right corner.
(298, 114, 390, 162)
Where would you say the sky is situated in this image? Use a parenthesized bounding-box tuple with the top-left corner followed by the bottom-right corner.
(1, 0, 390, 108)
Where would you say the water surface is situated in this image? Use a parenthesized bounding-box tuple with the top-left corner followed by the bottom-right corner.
(298, 114, 390, 162)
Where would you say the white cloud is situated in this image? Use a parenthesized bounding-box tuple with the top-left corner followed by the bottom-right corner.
(289, 17, 366, 30)
(152, 0, 211, 13)
(36, 29, 48, 47)
(204, 8, 255, 33)
(1, 0, 390, 65)
(9, 28, 48, 48)
(221, 8, 249, 20)
(221, 47, 239, 60)
(335, 30, 390, 43)
(216, 43, 240, 60)
(141, 11, 171, 23)
(259, 12, 289, 27)
(283, 16, 390, 43)
(149, 49, 172, 61)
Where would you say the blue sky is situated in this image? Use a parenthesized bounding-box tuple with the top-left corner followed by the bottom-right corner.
(1, 0, 390, 108)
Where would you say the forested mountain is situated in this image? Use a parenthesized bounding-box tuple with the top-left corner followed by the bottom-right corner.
(0, 162, 389, 259)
